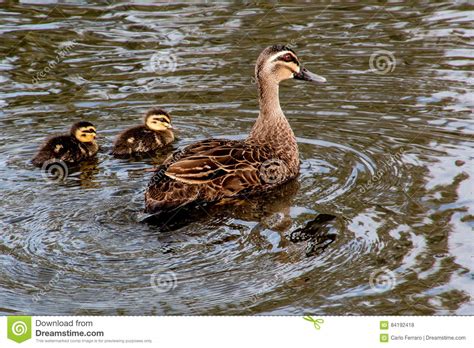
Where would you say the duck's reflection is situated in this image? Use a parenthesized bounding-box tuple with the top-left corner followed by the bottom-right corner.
(289, 213, 337, 256)
(76, 158, 100, 188)
(141, 179, 299, 227)
(40, 158, 101, 188)
(142, 179, 337, 257)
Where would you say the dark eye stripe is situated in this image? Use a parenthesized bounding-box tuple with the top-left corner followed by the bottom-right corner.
(152, 117, 170, 123)
(278, 54, 299, 65)
(150, 115, 170, 123)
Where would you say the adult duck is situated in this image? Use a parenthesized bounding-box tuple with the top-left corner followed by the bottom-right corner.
(145, 45, 326, 214)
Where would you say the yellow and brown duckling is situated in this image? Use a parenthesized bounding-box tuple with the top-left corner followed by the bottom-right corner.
(111, 108, 174, 158)
(32, 121, 98, 167)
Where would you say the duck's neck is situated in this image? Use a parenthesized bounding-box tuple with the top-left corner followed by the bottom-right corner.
(257, 79, 283, 120)
(248, 77, 299, 169)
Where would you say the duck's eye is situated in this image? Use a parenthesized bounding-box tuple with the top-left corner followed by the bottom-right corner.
(281, 54, 294, 62)
(81, 134, 86, 137)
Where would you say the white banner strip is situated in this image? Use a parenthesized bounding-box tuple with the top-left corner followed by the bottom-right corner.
(1, 316, 472, 347)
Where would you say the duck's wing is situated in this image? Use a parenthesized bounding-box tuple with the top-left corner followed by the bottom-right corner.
(145, 139, 277, 212)
(164, 139, 272, 184)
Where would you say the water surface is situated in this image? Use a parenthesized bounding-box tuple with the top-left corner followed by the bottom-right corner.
(0, 1, 473, 315)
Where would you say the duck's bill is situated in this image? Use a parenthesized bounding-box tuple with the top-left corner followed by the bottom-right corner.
(294, 67, 327, 83)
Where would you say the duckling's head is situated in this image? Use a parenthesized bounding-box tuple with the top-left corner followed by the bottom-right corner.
(256, 45, 326, 85)
(145, 108, 172, 132)
(71, 121, 97, 143)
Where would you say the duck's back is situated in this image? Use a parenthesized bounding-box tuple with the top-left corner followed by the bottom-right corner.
(145, 138, 294, 213)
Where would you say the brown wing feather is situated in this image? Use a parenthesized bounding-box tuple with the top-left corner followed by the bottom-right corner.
(144, 139, 280, 213)
(166, 140, 264, 183)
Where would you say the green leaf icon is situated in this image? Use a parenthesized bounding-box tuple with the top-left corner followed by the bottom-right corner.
(7, 316, 32, 343)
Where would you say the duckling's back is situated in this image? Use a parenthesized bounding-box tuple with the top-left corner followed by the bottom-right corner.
(112, 125, 174, 158)
(31, 135, 78, 167)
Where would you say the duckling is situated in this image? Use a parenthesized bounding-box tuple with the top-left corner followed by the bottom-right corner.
(31, 121, 98, 167)
(145, 45, 326, 214)
(112, 108, 174, 158)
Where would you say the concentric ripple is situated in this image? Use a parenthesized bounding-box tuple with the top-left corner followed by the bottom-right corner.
(0, 2, 472, 315)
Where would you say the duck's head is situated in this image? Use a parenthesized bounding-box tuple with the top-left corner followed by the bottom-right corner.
(256, 45, 326, 85)
(145, 108, 172, 131)
(71, 121, 97, 143)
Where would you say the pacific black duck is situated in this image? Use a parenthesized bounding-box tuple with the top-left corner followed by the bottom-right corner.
(145, 45, 326, 214)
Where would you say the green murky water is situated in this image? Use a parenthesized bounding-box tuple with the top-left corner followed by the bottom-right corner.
(0, 1, 473, 315)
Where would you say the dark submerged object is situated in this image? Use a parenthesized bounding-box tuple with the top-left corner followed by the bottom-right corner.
(289, 214, 337, 257)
